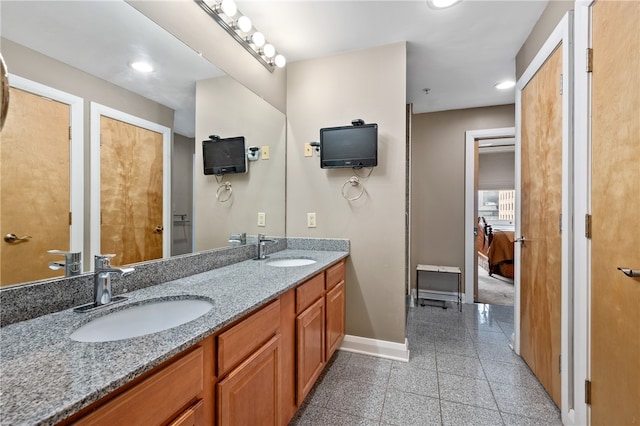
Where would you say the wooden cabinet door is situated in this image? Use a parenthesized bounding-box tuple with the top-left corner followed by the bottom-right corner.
(296, 297, 325, 404)
(217, 335, 281, 426)
(168, 400, 204, 426)
(590, 1, 640, 423)
(326, 280, 345, 360)
(519, 44, 563, 407)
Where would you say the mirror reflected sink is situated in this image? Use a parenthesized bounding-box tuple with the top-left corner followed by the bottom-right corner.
(70, 299, 213, 342)
(266, 258, 317, 267)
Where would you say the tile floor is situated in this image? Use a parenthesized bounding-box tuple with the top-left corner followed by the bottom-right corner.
(290, 302, 562, 425)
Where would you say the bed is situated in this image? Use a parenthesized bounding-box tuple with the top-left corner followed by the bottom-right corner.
(477, 217, 515, 279)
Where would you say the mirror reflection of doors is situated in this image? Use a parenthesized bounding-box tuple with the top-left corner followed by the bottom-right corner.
(0, 87, 70, 286)
(100, 116, 163, 266)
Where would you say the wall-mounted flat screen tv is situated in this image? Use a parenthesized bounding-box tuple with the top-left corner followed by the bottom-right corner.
(202, 136, 246, 175)
(320, 123, 378, 168)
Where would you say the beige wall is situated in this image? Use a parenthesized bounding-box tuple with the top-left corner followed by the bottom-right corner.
(195, 76, 286, 251)
(129, 0, 286, 114)
(286, 43, 407, 343)
(410, 105, 515, 291)
(516, 0, 574, 79)
(478, 151, 515, 190)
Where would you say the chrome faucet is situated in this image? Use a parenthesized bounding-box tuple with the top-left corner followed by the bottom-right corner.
(93, 254, 135, 306)
(257, 234, 277, 259)
(47, 250, 82, 277)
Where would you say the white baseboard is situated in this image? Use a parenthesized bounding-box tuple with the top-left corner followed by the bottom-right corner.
(339, 335, 410, 362)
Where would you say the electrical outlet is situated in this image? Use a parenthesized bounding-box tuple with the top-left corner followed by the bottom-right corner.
(261, 146, 270, 160)
(307, 212, 316, 228)
(304, 143, 313, 157)
(257, 212, 266, 227)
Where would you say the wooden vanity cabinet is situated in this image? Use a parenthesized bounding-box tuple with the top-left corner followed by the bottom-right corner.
(325, 260, 346, 360)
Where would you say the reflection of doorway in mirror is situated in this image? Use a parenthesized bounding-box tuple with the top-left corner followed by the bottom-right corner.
(100, 116, 163, 266)
(1, 88, 70, 285)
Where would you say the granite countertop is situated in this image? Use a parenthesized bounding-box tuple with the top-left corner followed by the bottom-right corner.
(0, 249, 348, 425)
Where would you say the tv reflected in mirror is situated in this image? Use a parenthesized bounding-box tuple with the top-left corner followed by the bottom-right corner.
(202, 135, 247, 175)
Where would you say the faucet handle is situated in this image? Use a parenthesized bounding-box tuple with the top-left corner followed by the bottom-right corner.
(95, 254, 116, 269)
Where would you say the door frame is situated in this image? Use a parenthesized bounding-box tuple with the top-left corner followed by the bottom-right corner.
(7, 74, 84, 262)
(464, 126, 515, 305)
(90, 102, 171, 267)
(515, 12, 575, 425)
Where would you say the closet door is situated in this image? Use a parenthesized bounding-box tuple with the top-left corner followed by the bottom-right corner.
(590, 1, 640, 423)
(519, 45, 563, 407)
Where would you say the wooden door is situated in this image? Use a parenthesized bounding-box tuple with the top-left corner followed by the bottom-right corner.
(296, 296, 325, 404)
(326, 280, 345, 360)
(0, 87, 70, 285)
(519, 45, 563, 407)
(100, 116, 163, 266)
(217, 335, 281, 426)
(590, 1, 640, 423)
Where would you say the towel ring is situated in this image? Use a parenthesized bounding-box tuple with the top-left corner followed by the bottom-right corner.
(341, 176, 365, 201)
(216, 181, 233, 203)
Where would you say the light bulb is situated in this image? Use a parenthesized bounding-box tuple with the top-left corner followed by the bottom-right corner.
(220, 0, 237, 17)
(251, 32, 265, 47)
(274, 54, 286, 68)
(428, 0, 461, 9)
(263, 43, 275, 58)
(236, 15, 252, 33)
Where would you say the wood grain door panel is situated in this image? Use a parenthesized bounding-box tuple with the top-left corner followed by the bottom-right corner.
(590, 1, 640, 423)
(519, 45, 563, 407)
(1, 87, 70, 285)
(100, 116, 163, 265)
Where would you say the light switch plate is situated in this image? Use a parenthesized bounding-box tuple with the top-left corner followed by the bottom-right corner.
(304, 143, 313, 157)
(261, 146, 270, 160)
(307, 212, 316, 228)
(258, 212, 266, 227)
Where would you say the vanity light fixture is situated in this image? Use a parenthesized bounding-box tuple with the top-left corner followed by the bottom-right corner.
(494, 80, 516, 90)
(196, 0, 286, 72)
(130, 61, 154, 73)
(427, 0, 462, 9)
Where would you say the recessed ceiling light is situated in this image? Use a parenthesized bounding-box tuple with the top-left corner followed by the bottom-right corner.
(131, 61, 154, 73)
(495, 80, 515, 90)
(427, 0, 462, 10)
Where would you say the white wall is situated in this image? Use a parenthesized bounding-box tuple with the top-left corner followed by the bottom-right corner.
(478, 150, 515, 190)
(286, 43, 407, 343)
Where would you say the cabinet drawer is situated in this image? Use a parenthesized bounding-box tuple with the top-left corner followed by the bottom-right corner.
(74, 347, 203, 425)
(168, 400, 204, 426)
(218, 300, 280, 376)
(296, 272, 324, 313)
(326, 260, 345, 290)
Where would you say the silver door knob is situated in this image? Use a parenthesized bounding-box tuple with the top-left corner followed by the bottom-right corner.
(515, 236, 526, 244)
(4, 233, 32, 243)
(617, 267, 640, 278)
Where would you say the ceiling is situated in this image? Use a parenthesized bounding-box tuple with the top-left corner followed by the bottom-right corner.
(236, 0, 548, 113)
(1, 0, 548, 135)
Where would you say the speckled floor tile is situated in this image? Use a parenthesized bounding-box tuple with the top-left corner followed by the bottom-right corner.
(438, 372, 498, 410)
(467, 329, 509, 345)
(325, 379, 386, 420)
(500, 412, 563, 426)
(387, 361, 439, 397)
(289, 403, 379, 426)
(407, 345, 438, 371)
(380, 388, 441, 425)
(341, 354, 392, 386)
(480, 359, 543, 389)
(475, 341, 524, 365)
(436, 353, 486, 379)
(440, 400, 504, 426)
(435, 337, 479, 358)
(490, 381, 561, 422)
(303, 370, 339, 407)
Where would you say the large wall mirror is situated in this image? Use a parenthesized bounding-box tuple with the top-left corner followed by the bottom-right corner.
(0, 1, 286, 287)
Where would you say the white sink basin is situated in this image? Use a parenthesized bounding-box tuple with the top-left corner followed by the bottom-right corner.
(266, 258, 317, 267)
(70, 299, 213, 342)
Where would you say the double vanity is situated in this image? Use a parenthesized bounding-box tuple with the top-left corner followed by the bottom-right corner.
(0, 239, 349, 425)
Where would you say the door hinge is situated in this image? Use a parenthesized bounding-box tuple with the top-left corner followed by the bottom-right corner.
(558, 354, 562, 373)
(559, 213, 562, 234)
(585, 380, 592, 405)
(586, 48, 593, 73)
(69, 212, 72, 226)
(559, 73, 563, 95)
(585, 214, 592, 239)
